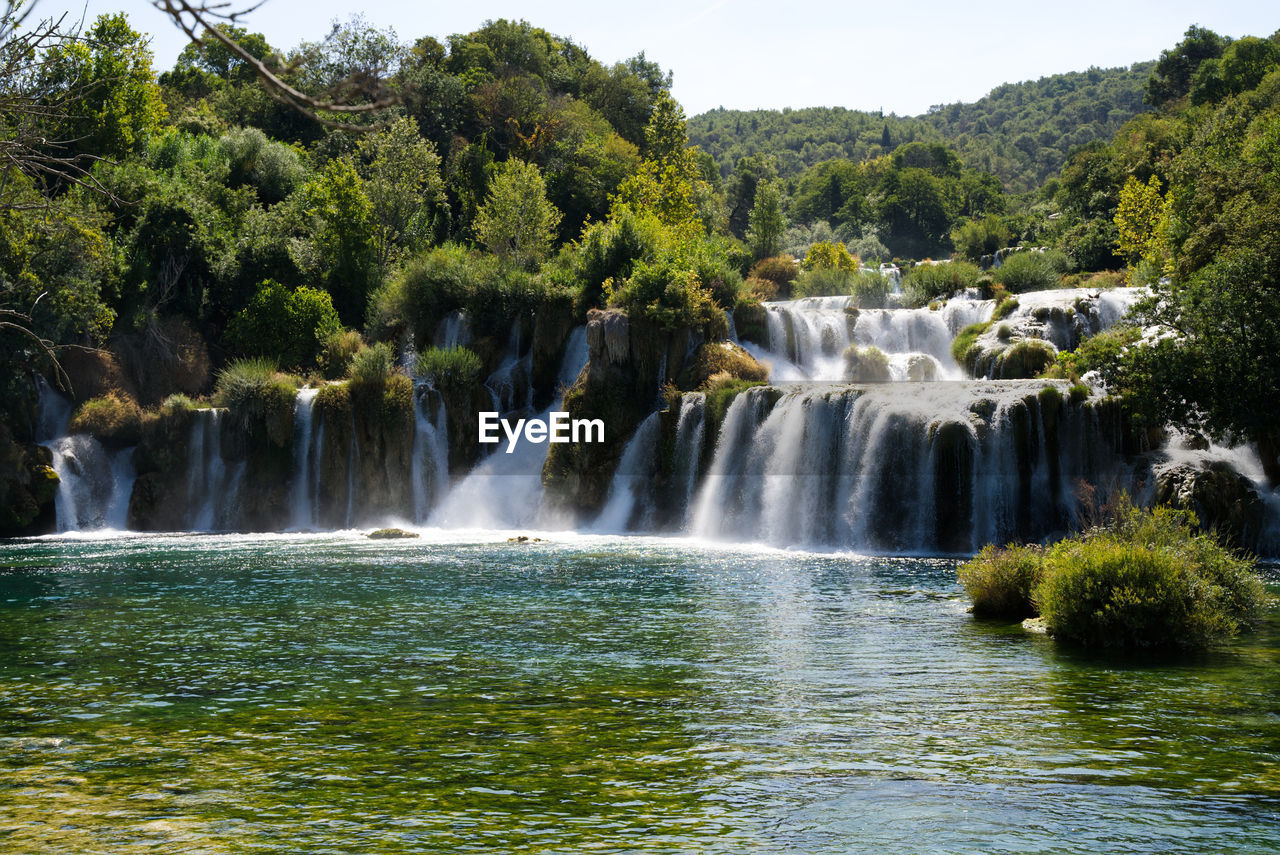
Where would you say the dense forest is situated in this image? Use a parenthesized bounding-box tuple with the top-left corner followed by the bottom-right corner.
(689, 62, 1155, 193)
(2, 3, 1280, 532)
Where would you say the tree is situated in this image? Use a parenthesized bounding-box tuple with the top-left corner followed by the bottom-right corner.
(36, 13, 167, 163)
(746, 179, 786, 260)
(1145, 25, 1228, 106)
(298, 158, 377, 326)
(357, 117, 446, 268)
(225, 281, 341, 369)
(1114, 174, 1169, 271)
(473, 158, 561, 269)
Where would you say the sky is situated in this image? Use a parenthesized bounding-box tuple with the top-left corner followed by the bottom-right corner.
(31, 0, 1280, 116)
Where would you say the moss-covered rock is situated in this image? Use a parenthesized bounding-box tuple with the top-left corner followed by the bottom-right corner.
(0, 426, 58, 536)
(128, 404, 197, 531)
(313, 377, 416, 527)
(843, 345, 891, 382)
(530, 294, 578, 407)
(368, 527, 419, 539)
(1155, 462, 1266, 552)
(678, 341, 768, 390)
(733, 299, 769, 347)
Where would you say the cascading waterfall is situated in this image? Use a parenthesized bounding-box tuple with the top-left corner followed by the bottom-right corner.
(428, 326, 591, 531)
(687, 382, 1125, 552)
(759, 295, 993, 381)
(411, 385, 451, 523)
(593, 412, 662, 533)
(36, 381, 136, 533)
(671, 392, 706, 522)
(289, 388, 320, 530)
(186, 409, 240, 531)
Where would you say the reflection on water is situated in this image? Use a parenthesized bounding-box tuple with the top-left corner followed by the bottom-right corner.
(0, 534, 1278, 853)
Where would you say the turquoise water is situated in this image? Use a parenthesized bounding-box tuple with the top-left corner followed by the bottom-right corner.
(1, 533, 1278, 853)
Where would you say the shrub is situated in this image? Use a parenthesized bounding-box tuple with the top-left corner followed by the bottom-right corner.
(992, 249, 1072, 293)
(679, 341, 769, 390)
(843, 345, 891, 382)
(319, 329, 364, 380)
(951, 214, 1011, 261)
(213, 358, 300, 444)
(159, 394, 197, 415)
(991, 296, 1020, 321)
(347, 341, 396, 385)
(962, 499, 1269, 650)
(951, 321, 992, 367)
(575, 210, 665, 309)
(415, 346, 482, 392)
(1036, 504, 1266, 649)
(704, 373, 765, 424)
(225, 280, 342, 370)
(793, 268, 890, 307)
(902, 261, 983, 307)
(997, 324, 1013, 340)
(69, 393, 143, 445)
(802, 241, 858, 272)
(958, 544, 1045, 619)
(995, 340, 1057, 379)
(607, 258, 724, 335)
(748, 255, 799, 299)
(1051, 325, 1140, 380)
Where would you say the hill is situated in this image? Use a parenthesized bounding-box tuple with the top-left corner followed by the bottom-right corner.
(689, 62, 1154, 193)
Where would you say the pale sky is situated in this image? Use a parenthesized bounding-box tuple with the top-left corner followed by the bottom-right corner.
(33, 0, 1280, 116)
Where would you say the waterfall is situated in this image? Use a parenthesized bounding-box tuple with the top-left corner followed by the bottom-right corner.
(686, 382, 1124, 552)
(758, 295, 994, 381)
(671, 393, 706, 523)
(411, 385, 450, 523)
(49, 435, 136, 532)
(430, 325, 590, 531)
(186, 409, 240, 531)
(593, 412, 662, 533)
(37, 381, 136, 533)
(434, 311, 473, 349)
(289, 388, 320, 530)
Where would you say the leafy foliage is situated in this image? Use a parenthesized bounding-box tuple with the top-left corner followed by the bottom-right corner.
(415, 345, 482, 391)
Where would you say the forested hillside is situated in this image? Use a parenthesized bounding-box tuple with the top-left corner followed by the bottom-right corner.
(689, 62, 1153, 192)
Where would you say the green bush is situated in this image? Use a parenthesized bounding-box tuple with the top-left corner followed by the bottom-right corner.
(951, 321, 991, 367)
(962, 500, 1268, 650)
(347, 341, 396, 385)
(793, 268, 890, 307)
(951, 214, 1012, 261)
(991, 296, 1020, 321)
(213, 358, 300, 444)
(415, 346, 482, 392)
(69, 393, 143, 445)
(843, 345, 891, 382)
(958, 544, 1045, 619)
(225, 280, 342, 370)
(747, 255, 799, 299)
(996, 340, 1057, 379)
(679, 341, 769, 390)
(319, 329, 364, 380)
(992, 249, 1072, 293)
(704, 374, 765, 424)
(607, 258, 725, 334)
(1050, 325, 1140, 380)
(902, 261, 983, 307)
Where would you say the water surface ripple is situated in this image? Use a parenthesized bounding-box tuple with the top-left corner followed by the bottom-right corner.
(1, 534, 1278, 853)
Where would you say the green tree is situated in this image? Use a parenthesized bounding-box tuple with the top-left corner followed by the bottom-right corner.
(1145, 25, 1228, 106)
(357, 117, 447, 268)
(473, 158, 562, 269)
(298, 158, 378, 326)
(746, 179, 786, 260)
(226, 281, 342, 369)
(37, 13, 167, 162)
